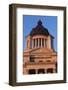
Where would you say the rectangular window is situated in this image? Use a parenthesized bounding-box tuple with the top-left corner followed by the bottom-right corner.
(28, 69, 36, 74)
(30, 56, 35, 62)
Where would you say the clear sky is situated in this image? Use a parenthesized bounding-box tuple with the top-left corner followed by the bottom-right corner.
(23, 15, 57, 51)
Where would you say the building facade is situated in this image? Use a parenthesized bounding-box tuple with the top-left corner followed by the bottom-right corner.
(23, 20, 57, 75)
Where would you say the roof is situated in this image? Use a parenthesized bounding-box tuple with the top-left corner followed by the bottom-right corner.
(30, 20, 49, 36)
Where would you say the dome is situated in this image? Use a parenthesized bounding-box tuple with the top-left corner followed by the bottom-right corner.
(30, 20, 49, 36)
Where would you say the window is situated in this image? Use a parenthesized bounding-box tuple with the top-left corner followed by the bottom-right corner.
(46, 60, 51, 62)
(30, 56, 35, 62)
(28, 69, 36, 74)
(39, 60, 43, 62)
(47, 68, 53, 73)
(38, 69, 45, 74)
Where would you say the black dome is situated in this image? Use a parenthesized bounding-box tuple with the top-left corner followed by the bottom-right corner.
(30, 20, 49, 36)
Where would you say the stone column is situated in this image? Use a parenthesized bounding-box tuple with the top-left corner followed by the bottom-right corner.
(38, 38, 39, 48)
(47, 36, 51, 49)
(26, 35, 31, 49)
(41, 38, 42, 48)
(44, 39, 45, 48)
(46, 39, 47, 47)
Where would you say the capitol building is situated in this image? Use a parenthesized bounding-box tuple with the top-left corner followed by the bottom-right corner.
(23, 20, 57, 75)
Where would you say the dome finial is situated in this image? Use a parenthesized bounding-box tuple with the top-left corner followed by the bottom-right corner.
(38, 20, 42, 25)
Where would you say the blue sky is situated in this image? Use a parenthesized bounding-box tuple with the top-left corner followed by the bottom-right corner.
(23, 15, 57, 51)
